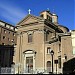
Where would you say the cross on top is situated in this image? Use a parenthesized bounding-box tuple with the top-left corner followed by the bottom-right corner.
(28, 9, 31, 14)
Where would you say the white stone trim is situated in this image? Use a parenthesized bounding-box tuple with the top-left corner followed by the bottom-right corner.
(23, 51, 35, 73)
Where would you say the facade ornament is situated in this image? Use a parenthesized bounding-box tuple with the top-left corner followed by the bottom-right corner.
(28, 9, 31, 14)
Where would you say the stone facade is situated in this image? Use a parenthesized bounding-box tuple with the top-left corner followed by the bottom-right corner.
(14, 10, 73, 74)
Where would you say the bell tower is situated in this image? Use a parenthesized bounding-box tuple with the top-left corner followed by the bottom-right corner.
(52, 13, 58, 25)
(40, 10, 52, 22)
(40, 9, 58, 25)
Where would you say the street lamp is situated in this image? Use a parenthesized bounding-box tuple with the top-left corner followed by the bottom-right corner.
(50, 50, 54, 74)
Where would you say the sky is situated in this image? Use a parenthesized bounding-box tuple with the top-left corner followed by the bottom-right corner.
(0, 0, 74, 30)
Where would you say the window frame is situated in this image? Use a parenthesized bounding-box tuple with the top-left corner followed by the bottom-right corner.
(47, 47, 51, 54)
(3, 36, 6, 39)
(58, 56, 61, 68)
(28, 34, 33, 43)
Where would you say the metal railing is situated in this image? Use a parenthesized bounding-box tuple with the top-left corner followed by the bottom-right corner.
(0, 67, 15, 74)
(23, 67, 33, 74)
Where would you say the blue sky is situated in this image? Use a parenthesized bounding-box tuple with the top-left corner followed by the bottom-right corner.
(0, 0, 74, 30)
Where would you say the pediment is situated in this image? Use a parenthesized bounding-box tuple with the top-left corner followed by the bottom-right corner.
(17, 14, 44, 26)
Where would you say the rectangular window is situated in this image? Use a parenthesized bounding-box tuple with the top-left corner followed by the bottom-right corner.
(28, 34, 33, 43)
(58, 56, 61, 68)
(13, 33, 15, 36)
(48, 17, 52, 22)
(47, 15, 49, 20)
(47, 15, 52, 22)
(8, 38, 10, 41)
(47, 47, 51, 54)
(59, 44, 61, 52)
(3, 36, 5, 39)
(52, 17, 55, 23)
(2, 43, 5, 45)
(4, 30, 6, 33)
(46, 33, 48, 41)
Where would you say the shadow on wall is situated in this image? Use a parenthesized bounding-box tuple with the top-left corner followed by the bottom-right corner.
(0, 45, 14, 68)
(63, 58, 75, 74)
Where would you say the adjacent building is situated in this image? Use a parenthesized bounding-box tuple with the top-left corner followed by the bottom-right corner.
(0, 20, 17, 45)
(0, 20, 17, 73)
(71, 30, 75, 55)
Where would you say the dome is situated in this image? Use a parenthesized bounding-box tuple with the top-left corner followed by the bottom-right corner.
(58, 25, 69, 33)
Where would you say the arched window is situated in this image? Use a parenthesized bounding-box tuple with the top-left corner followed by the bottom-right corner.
(47, 61, 51, 73)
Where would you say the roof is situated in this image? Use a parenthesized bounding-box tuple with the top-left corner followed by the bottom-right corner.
(0, 20, 17, 32)
(58, 24, 69, 31)
(0, 20, 15, 27)
(17, 14, 45, 25)
(40, 10, 52, 15)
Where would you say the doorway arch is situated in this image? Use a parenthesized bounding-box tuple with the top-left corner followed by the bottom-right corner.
(23, 50, 36, 73)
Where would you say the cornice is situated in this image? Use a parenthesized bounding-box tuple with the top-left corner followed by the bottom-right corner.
(17, 28, 45, 36)
(44, 19, 63, 33)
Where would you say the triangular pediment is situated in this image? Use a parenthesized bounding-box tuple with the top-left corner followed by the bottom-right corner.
(17, 14, 44, 26)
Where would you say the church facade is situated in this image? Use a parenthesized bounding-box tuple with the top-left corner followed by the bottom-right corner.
(14, 10, 73, 74)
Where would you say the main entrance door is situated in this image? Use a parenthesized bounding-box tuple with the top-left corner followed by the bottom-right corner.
(23, 50, 36, 73)
(26, 56, 33, 73)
